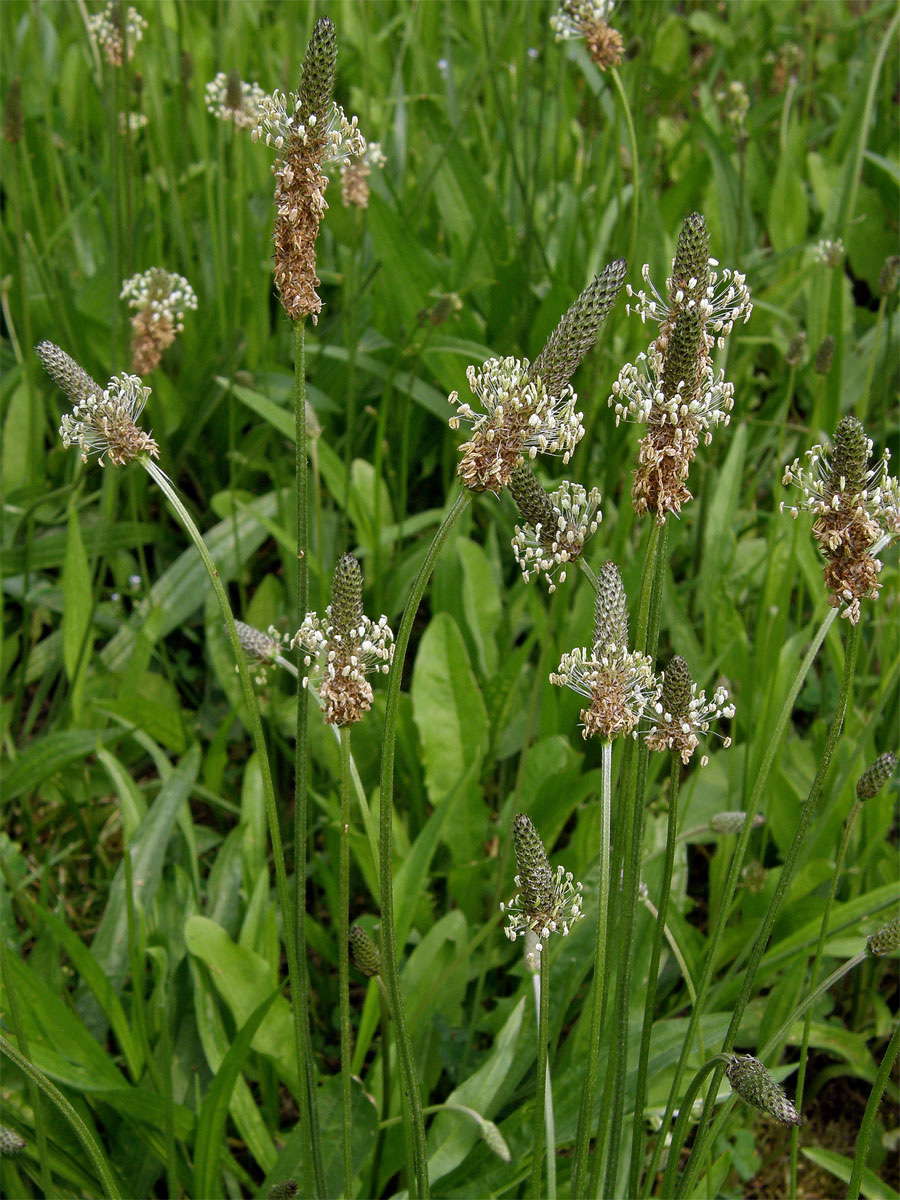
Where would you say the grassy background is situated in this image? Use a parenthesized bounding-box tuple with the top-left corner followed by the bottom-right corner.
(1, 1, 898, 1197)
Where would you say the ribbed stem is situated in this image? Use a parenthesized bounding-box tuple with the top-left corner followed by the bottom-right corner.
(530, 944, 552, 1199)
(640, 605, 838, 1198)
(0, 1033, 122, 1199)
(379, 486, 472, 1199)
(789, 797, 862, 1194)
(339, 726, 353, 1197)
(629, 751, 681, 1195)
(600, 521, 667, 1199)
(847, 1022, 900, 1200)
(293, 317, 324, 1197)
(659, 1055, 732, 1200)
(570, 739, 613, 1198)
(141, 457, 313, 1185)
(676, 620, 860, 1200)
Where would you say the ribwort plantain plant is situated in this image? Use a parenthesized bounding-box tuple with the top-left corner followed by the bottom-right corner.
(8, 6, 900, 1200)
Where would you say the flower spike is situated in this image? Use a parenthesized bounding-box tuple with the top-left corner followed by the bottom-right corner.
(501, 814, 584, 946)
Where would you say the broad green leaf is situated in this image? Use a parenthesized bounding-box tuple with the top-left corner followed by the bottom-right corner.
(2, 729, 120, 803)
(193, 990, 279, 1199)
(768, 129, 809, 253)
(427, 997, 525, 1183)
(184, 915, 298, 1093)
(86, 744, 200, 1000)
(457, 537, 501, 677)
(801, 1147, 900, 1200)
(257, 1075, 378, 1200)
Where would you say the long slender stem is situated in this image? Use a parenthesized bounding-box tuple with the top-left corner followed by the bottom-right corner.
(659, 1055, 732, 1200)
(379, 486, 472, 1200)
(610, 66, 639, 268)
(601, 522, 668, 1199)
(0, 1033, 123, 1200)
(530, 944, 551, 1199)
(629, 752, 681, 1196)
(641, 605, 838, 1198)
(140, 457, 313, 1180)
(339, 726, 354, 1198)
(292, 316, 324, 1197)
(789, 797, 862, 1195)
(570, 740, 613, 1199)
(847, 1022, 900, 1200)
(676, 621, 861, 1200)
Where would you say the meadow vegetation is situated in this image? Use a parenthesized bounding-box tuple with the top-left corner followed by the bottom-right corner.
(0, 2, 898, 1198)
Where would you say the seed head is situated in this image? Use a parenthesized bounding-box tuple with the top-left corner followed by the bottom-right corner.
(710, 811, 765, 836)
(35, 341, 103, 406)
(814, 335, 835, 375)
(645, 656, 735, 766)
(449, 356, 584, 493)
(878, 254, 900, 296)
(330, 553, 364, 641)
(87, 3, 148, 66)
(550, 1, 623, 70)
(786, 330, 807, 366)
(532, 259, 627, 396)
(298, 16, 338, 127)
(292, 558, 393, 726)
(349, 925, 381, 977)
(866, 916, 900, 957)
(501, 814, 584, 944)
(725, 1055, 802, 1126)
(0, 1125, 25, 1156)
(856, 752, 896, 800)
(121, 268, 197, 374)
(813, 239, 844, 268)
(3, 77, 23, 144)
(671, 213, 711, 308)
(205, 71, 265, 129)
(269, 1182, 299, 1199)
(510, 467, 601, 591)
(781, 416, 898, 623)
(552, 562, 660, 741)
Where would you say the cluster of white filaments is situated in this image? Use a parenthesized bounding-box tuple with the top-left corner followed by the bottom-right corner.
(449, 357, 585, 492)
(501, 865, 584, 946)
(646, 682, 735, 767)
(626, 260, 753, 350)
(119, 111, 148, 134)
(59, 373, 156, 466)
(88, 3, 148, 65)
(781, 443, 897, 531)
(813, 238, 844, 268)
(252, 92, 365, 162)
(121, 269, 198, 331)
(292, 609, 394, 726)
(610, 345, 735, 446)
(551, 640, 660, 741)
(550, 0, 615, 39)
(512, 481, 601, 591)
(205, 73, 266, 129)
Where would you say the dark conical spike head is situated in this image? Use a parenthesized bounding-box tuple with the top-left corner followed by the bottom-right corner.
(857, 751, 896, 800)
(660, 656, 693, 720)
(661, 307, 703, 402)
(670, 213, 710, 304)
(512, 814, 555, 916)
(509, 465, 556, 531)
(330, 554, 364, 641)
(594, 561, 628, 650)
(299, 16, 337, 125)
(532, 259, 627, 395)
(829, 415, 874, 496)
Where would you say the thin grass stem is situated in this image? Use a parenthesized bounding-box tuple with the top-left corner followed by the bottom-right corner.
(570, 739, 612, 1199)
(629, 751, 682, 1195)
(339, 725, 354, 1198)
(0, 1032, 123, 1200)
(292, 316, 325, 1197)
(659, 1055, 732, 1200)
(530, 942, 551, 1199)
(610, 66, 639, 268)
(379, 486, 472, 1199)
(847, 1021, 900, 1200)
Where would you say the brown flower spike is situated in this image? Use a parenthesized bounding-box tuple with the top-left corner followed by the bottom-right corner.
(253, 18, 365, 322)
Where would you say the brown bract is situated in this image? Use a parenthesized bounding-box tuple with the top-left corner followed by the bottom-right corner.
(632, 421, 699, 522)
(274, 140, 329, 322)
(585, 22, 624, 70)
(130, 310, 176, 374)
(319, 665, 374, 726)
